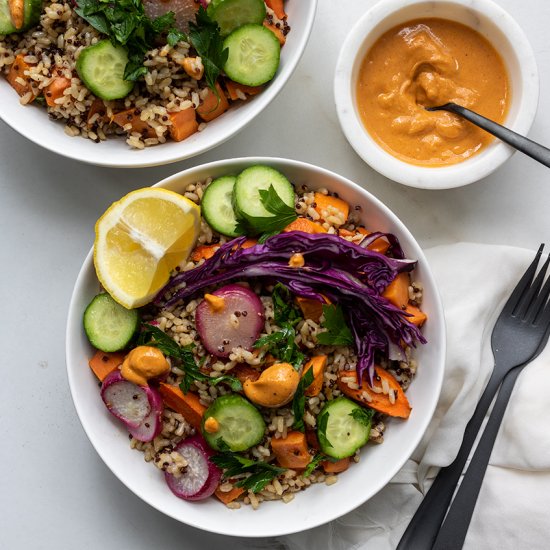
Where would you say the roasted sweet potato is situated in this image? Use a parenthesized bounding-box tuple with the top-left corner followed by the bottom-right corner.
(303, 355, 327, 397)
(265, 0, 286, 19)
(7, 54, 35, 98)
(196, 82, 229, 122)
(89, 350, 126, 381)
(158, 383, 206, 430)
(231, 364, 261, 384)
(313, 193, 349, 223)
(45, 76, 71, 107)
(284, 217, 327, 234)
(322, 457, 350, 474)
(224, 79, 263, 101)
(271, 431, 311, 469)
(168, 107, 198, 142)
(337, 366, 411, 419)
(263, 21, 286, 45)
(215, 484, 245, 504)
(405, 304, 427, 327)
(111, 108, 156, 139)
(382, 272, 410, 310)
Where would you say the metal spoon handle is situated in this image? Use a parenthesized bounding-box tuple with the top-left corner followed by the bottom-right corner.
(439, 103, 550, 168)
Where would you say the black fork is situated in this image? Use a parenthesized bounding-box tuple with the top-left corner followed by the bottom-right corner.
(397, 244, 550, 550)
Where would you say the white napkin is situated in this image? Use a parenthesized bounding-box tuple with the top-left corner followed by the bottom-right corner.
(269, 243, 550, 550)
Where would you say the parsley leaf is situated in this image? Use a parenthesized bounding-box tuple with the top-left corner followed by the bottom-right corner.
(137, 324, 242, 393)
(302, 453, 324, 477)
(188, 6, 228, 93)
(236, 185, 297, 240)
(349, 407, 374, 428)
(253, 324, 305, 370)
(210, 453, 286, 493)
(271, 283, 302, 327)
(317, 304, 354, 346)
(317, 409, 332, 449)
(74, 0, 188, 82)
(292, 366, 315, 432)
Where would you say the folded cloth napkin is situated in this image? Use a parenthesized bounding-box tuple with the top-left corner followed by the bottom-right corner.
(257, 243, 550, 550)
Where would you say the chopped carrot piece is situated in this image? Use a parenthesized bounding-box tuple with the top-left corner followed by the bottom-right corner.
(224, 79, 263, 101)
(295, 295, 330, 323)
(168, 107, 198, 142)
(158, 383, 206, 430)
(215, 485, 245, 504)
(111, 108, 156, 139)
(7, 54, 35, 98)
(45, 76, 71, 107)
(88, 350, 126, 382)
(382, 272, 410, 310)
(356, 227, 390, 255)
(231, 364, 261, 384)
(405, 304, 427, 327)
(196, 82, 229, 122)
(271, 431, 311, 469)
(265, 0, 286, 19)
(237, 239, 258, 249)
(322, 457, 350, 474)
(263, 21, 286, 45)
(190, 244, 220, 262)
(303, 355, 328, 397)
(87, 98, 108, 127)
(313, 193, 349, 223)
(284, 217, 327, 234)
(337, 366, 411, 419)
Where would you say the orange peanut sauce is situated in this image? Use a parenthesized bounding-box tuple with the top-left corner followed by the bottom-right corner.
(356, 18, 510, 166)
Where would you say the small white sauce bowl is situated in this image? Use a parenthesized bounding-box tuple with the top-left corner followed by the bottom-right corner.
(334, 0, 539, 189)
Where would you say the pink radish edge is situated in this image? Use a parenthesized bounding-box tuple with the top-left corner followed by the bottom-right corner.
(195, 283, 265, 358)
(165, 434, 222, 501)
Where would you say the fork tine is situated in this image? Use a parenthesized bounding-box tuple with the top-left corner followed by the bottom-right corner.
(502, 244, 544, 315)
(520, 254, 550, 321)
(533, 267, 550, 324)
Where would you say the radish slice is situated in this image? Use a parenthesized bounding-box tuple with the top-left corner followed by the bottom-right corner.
(195, 284, 265, 358)
(101, 370, 151, 428)
(165, 434, 222, 501)
(128, 386, 164, 442)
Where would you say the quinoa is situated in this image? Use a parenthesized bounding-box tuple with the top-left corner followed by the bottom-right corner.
(127, 177, 424, 509)
(0, 1, 289, 149)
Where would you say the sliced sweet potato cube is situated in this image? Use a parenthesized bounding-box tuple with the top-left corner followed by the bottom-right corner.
(284, 217, 327, 234)
(87, 98, 108, 127)
(382, 272, 410, 310)
(89, 350, 126, 382)
(337, 366, 411, 419)
(45, 76, 71, 107)
(302, 355, 328, 397)
(215, 484, 245, 504)
(168, 107, 198, 142)
(7, 54, 35, 98)
(313, 193, 349, 223)
(322, 457, 350, 474)
(111, 108, 156, 139)
(295, 295, 330, 323)
(224, 79, 263, 101)
(271, 431, 311, 469)
(405, 304, 427, 327)
(265, 0, 286, 19)
(231, 364, 261, 384)
(158, 383, 206, 430)
(263, 20, 286, 45)
(196, 83, 229, 122)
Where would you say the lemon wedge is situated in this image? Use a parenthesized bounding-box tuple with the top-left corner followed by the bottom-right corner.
(94, 188, 200, 309)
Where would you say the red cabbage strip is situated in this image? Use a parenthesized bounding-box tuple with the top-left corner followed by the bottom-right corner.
(358, 231, 406, 259)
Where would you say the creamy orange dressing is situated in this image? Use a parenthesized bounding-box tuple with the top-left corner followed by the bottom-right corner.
(356, 18, 510, 166)
(243, 362, 300, 408)
(121, 346, 170, 386)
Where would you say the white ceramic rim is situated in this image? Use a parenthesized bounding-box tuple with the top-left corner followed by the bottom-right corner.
(334, 0, 540, 189)
(66, 157, 446, 537)
(0, 2, 317, 168)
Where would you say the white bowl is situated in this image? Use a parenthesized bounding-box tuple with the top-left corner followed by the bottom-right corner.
(334, 0, 539, 189)
(0, 3, 316, 168)
(66, 157, 446, 537)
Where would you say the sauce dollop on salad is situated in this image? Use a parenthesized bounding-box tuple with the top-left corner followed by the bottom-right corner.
(356, 18, 509, 166)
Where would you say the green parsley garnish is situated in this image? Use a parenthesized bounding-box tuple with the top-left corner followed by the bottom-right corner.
(210, 453, 286, 493)
(349, 407, 374, 428)
(317, 409, 332, 450)
(316, 304, 354, 346)
(137, 323, 242, 393)
(236, 185, 298, 242)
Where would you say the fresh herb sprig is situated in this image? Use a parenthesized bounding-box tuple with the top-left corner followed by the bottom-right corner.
(292, 366, 314, 432)
(210, 452, 286, 493)
(317, 409, 332, 450)
(349, 407, 374, 428)
(74, 0, 186, 81)
(188, 7, 228, 94)
(302, 452, 339, 477)
(317, 304, 354, 346)
(253, 284, 305, 369)
(137, 324, 242, 393)
(236, 185, 298, 243)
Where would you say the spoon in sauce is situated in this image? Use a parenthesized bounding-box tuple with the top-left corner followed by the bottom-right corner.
(426, 102, 550, 168)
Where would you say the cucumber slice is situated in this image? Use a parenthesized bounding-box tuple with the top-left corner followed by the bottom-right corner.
(83, 293, 140, 352)
(201, 176, 244, 237)
(202, 394, 266, 452)
(0, 0, 41, 34)
(207, 0, 266, 37)
(76, 40, 134, 101)
(233, 165, 295, 221)
(223, 24, 280, 87)
(317, 397, 372, 459)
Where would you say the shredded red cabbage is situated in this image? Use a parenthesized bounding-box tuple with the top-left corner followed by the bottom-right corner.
(155, 232, 426, 385)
